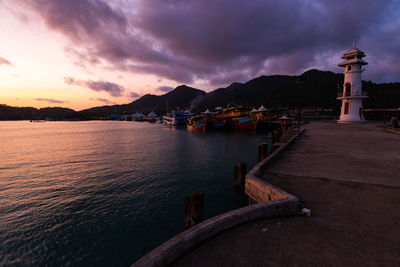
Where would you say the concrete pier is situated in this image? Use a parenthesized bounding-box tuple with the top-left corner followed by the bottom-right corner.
(173, 122, 400, 266)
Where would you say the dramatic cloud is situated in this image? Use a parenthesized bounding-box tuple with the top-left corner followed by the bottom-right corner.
(34, 98, 65, 104)
(127, 92, 141, 98)
(65, 77, 125, 97)
(0, 57, 12, 66)
(156, 86, 173, 93)
(16, 0, 400, 86)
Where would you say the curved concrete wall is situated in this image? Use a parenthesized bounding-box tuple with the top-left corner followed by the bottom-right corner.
(245, 130, 305, 203)
(132, 129, 305, 267)
(133, 198, 300, 267)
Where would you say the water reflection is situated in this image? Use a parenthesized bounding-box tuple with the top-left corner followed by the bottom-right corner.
(0, 121, 269, 266)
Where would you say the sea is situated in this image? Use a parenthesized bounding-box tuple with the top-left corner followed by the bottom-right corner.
(0, 121, 270, 266)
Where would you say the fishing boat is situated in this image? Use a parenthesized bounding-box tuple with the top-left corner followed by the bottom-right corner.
(231, 116, 258, 130)
(162, 111, 187, 126)
(187, 116, 206, 131)
(132, 112, 146, 121)
(217, 106, 258, 130)
(218, 105, 248, 119)
(147, 111, 158, 122)
(211, 119, 226, 130)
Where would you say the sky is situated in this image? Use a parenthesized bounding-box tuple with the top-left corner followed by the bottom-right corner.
(0, 0, 399, 110)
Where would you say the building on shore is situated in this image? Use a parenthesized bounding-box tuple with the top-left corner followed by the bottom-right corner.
(337, 41, 368, 123)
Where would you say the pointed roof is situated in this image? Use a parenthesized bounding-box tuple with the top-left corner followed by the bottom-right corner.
(250, 108, 258, 112)
(278, 115, 292, 120)
(339, 41, 368, 67)
(202, 108, 212, 114)
(258, 105, 268, 112)
(342, 41, 366, 58)
(215, 106, 223, 110)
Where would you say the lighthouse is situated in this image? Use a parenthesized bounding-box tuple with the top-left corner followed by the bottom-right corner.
(337, 41, 368, 123)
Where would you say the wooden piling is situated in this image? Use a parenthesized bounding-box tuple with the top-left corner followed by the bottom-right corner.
(234, 163, 247, 189)
(184, 196, 191, 229)
(258, 143, 268, 162)
(258, 145, 263, 163)
(190, 191, 204, 226)
(262, 143, 268, 159)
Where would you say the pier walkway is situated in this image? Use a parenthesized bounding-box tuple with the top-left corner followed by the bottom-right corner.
(173, 122, 400, 266)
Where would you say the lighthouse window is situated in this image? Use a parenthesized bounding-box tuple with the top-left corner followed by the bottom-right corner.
(344, 102, 349, 114)
(347, 65, 351, 71)
(345, 83, 351, 96)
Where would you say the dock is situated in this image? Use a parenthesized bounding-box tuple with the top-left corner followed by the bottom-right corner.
(172, 122, 400, 266)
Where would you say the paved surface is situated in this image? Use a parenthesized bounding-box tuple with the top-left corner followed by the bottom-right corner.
(268, 122, 400, 186)
(173, 122, 400, 267)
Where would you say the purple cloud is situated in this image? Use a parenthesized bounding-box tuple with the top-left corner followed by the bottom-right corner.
(156, 86, 173, 93)
(85, 81, 124, 97)
(93, 97, 115, 105)
(0, 57, 12, 66)
(127, 92, 141, 99)
(35, 98, 65, 104)
(16, 0, 400, 86)
(65, 77, 125, 97)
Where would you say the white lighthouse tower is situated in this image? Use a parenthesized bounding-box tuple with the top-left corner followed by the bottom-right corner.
(337, 41, 368, 123)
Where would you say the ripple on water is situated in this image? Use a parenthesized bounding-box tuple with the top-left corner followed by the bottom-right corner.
(0, 121, 269, 266)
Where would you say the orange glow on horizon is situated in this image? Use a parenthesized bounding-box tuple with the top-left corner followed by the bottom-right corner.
(0, 5, 182, 110)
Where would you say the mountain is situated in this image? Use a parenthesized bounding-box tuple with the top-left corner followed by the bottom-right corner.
(79, 85, 206, 117)
(192, 69, 344, 112)
(192, 69, 400, 113)
(362, 81, 400, 109)
(0, 105, 80, 120)
(1, 69, 399, 120)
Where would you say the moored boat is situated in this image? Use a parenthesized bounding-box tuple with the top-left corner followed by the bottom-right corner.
(208, 117, 226, 130)
(217, 105, 258, 130)
(187, 116, 206, 131)
(147, 111, 158, 122)
(231, 116, 258, 130)
(162, 111, 187, 126)
(132, 112, 146, 121)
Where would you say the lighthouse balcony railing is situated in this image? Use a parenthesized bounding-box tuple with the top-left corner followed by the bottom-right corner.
(337, 91, 368, 98)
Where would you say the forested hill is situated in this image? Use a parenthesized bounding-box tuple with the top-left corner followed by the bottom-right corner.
(1, 69, 399, 120)
(79, 85, 206, 118)
(0, 105, 80, 120)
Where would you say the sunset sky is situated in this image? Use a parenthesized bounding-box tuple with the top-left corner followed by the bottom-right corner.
(0, 0, 399, 110)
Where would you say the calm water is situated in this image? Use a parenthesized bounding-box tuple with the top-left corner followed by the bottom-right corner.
(0, 121, 270, 266)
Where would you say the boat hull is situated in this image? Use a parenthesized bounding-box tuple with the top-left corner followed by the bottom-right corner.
(231, 117, 257, 130)
(162, 116, 186, 126)
(187, 121, 206, 131)
(212, 121, 225, 130)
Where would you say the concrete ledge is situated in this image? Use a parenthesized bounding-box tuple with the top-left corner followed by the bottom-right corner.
(250, 129, 305, 178)
(245, 176, 294, 203)
(132, 128, 305, 267)
(245, 129, 305, 203)
(132, 198, 301, 267)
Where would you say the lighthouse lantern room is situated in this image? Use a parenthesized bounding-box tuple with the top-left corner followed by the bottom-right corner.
(337, 41, 368, 123)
